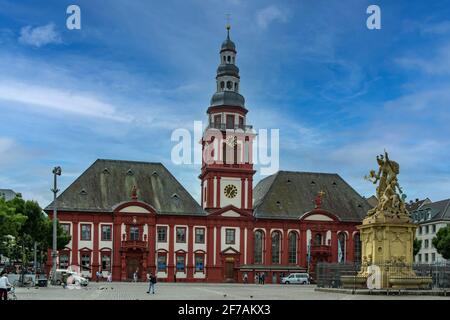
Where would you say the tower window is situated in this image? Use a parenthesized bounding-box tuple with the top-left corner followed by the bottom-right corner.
(234, 82, 238, 92)
(227, 56, 231, 63)
(232, 56, 235, 63)
(220, 81, 225, 90)
(223, 56, 226, 62)
(226, 81, 232, 90)
(226, 115, 234, 129)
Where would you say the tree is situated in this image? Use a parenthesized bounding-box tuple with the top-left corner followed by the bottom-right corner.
(0, 197, 27, 257)
(413, 238, 422, 257)
(432, 226, 450, 260)
(4, 196, 71, 266)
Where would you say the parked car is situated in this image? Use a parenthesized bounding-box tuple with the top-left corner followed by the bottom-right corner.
(281, 273, 310, 284)
(51, 269, 89, 286)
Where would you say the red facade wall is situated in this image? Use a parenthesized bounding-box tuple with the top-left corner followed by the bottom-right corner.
(46, 204, 361, 283)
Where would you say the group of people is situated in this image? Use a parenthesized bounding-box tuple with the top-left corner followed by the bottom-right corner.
(255, 272, 266, 284)
(95, 270, 112, 283)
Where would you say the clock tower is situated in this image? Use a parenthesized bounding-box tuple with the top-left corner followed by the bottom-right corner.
(200, 25, 256, 214)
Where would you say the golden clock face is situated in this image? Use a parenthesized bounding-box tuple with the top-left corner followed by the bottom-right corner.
(224, 184, 238, 199)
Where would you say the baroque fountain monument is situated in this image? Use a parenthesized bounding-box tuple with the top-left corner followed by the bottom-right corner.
(342, 151, 432, 289)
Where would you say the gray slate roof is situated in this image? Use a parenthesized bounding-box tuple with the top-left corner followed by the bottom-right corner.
(253, 171, 371, 222)
(411, 199, 450, 223)
(45, 159, 205, 215)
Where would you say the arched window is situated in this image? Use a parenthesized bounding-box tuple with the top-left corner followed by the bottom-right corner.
(232, 56, 235, 63)
(314, 233, 322, 246)
(223, 56, 226, 62)
(220, 81, 225, 90)
(227, 55, 231, 63)
(226, 81, 232, 90)
(254, 230, 264, 264)
(271, 231, 281, 264)
(288, 232, 298, 264)
(338, 232, 347, 263)
(354, 233, 361, 264)
(234, 82, 238, 92)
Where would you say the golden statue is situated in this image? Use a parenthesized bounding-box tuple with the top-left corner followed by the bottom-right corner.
(365, 151, 407, 218)
(340, 151, 432, 289)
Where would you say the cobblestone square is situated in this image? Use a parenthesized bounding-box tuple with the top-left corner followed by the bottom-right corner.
(12, 283, 450, 300)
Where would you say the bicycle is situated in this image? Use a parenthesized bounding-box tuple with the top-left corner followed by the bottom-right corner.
(7, 286, 17, 300)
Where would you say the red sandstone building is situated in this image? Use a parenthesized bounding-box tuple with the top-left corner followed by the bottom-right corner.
(45, 29, 370, 283)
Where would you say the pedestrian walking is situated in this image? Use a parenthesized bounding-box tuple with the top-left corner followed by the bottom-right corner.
(96, 270, 100, 282)
(133, 269, 138, 283)
(146, 272, 157, 294)
(243, 273, 248, 284)
(0, 271, 12, 301)
(107, 272, 112, 283)
(261, 272, 265, 285)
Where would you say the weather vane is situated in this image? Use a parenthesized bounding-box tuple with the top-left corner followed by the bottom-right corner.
(225, 13, 231, 37)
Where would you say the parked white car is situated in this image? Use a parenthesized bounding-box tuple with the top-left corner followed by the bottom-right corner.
(68, 272, 89, 286)
(281, 273, 310, 284)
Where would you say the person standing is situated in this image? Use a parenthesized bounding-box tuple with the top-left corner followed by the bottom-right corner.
(243, 273, 248, 284)
(107, 272, 112, 283)
(146, 272, 156, 294)
(0, 271, 12, 301)
(133, 269, 138, 283)
(261, 272, 265, 285)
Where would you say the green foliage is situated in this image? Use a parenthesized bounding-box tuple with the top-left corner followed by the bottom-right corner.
(413, 238, 422, 257)
(432, 226, 450, 260)
(0, 197, 27, 256)
(0, 195, 71, 265)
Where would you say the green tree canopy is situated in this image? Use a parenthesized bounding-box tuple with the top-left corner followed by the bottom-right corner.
(432, 226, 450, 260)
(0, 197, 27, 240)
(1, 195, 71, 264)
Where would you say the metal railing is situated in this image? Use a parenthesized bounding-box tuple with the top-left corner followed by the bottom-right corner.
(316, 262, 450, 289)
(207, 122, 253, 131)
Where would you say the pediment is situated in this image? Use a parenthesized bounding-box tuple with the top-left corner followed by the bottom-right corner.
(221, 246, 240, 255)
(304, 214, 333, 221)
(221, 210, 241, 217)
(120, 205, 151, 214)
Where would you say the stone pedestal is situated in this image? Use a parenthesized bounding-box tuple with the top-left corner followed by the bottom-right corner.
(341, 211, 431, 289)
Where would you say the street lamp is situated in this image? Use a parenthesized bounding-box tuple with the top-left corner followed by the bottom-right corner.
(51, 166, 62, 285)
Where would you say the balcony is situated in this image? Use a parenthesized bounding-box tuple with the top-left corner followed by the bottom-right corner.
(207, 122, 253, 131)
(310, 245, 331, 256)
(121, 240, 148, 251)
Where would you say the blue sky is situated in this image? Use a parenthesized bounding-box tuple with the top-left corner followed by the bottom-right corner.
(1, 0, 450, 207)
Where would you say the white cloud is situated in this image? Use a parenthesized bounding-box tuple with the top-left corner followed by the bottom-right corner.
(0, 137, 14, 154)
(256, 5, 288, 29)
(422, 21, 450, 35)
(0, 80, 131, 122)
(396, 43, 450, 75)
(18, 23, 61, 47)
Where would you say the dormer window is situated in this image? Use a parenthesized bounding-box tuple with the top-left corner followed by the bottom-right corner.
(80, 189, 87, 196)
(102, 168, 110, 175)
(126, 169, 134, 176)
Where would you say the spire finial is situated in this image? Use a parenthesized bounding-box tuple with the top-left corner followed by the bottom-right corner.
(225, 13, 231, 39)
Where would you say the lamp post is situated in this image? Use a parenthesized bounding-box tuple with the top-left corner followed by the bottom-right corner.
(51, 166, 62, 285)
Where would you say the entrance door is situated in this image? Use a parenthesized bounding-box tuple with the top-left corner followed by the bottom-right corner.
(225, 261, 234, 281)
(126, 258, 139, 280)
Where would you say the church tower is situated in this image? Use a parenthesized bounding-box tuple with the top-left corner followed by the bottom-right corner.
(199, 25, 256, 214)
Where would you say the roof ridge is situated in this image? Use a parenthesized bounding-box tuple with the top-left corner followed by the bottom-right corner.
(278, 170, 339, 176)
(97, 159, 163, 165)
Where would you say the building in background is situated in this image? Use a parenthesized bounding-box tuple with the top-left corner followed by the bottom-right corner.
(45, 28, 370, 283)
(406, 198, 432, 213)
(411, 199, 450, 264)
(0, 189, 18, 201)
